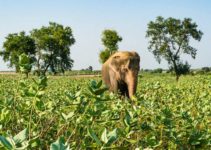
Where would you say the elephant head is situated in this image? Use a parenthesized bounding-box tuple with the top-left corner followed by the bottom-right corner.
(102, 51, 140, 98)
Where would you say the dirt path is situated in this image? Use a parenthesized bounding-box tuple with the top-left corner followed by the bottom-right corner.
(0, 72, 101, 78)
(0, 71, 16, 74)
(69, 75, 101, 78)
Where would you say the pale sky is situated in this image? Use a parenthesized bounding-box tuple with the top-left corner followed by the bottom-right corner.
(0, 0, 210, 70)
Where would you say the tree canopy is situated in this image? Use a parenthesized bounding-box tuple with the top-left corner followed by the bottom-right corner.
(99, 29, 122, 63)
(31, 22, 75, 75)
(0, 32, 36, 72)
(146, 16, 203, 81)
(0, 22, 75, 75)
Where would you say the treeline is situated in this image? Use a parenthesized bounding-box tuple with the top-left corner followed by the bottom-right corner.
(39, 67, 211, 76)
(0, 21, 123, 76)
(0, 16, 204, 81)
(0, 22, 75, 75)
(141, 67, 211, 75)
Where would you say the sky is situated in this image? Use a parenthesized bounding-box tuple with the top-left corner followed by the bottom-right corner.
(0, 0, 210, 71)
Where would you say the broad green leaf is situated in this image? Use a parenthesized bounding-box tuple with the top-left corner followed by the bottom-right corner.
(124, 110, 131, 127)
(101, 128, 108, 143)
(90, 80, 97, 89)
(96, 80, 102, 88)
(0, 136, 13, 150)
(106, 128, 118, 146)
(14, 128, 28, 144)
(61, 112, 74, 120)
(125, 139, 137, 144)
(37, 91, 45, 97)
(94, 88, 108, 95)
(50, 137, 69, 150)
(87, 127, 102, 146)
(75, 91, 81, 97)
(88, 86, 95, 95)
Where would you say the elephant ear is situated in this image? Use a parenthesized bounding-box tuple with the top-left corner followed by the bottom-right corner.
(127, 56, 140, 70)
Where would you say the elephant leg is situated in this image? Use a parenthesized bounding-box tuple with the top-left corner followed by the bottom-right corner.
(118, 80, 129, 98)
(110, 79, 118, 93)
(108, 69, 119, 93)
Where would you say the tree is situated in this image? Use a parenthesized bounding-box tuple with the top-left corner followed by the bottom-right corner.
(201, 67, 210, 73)
(87, 66, 93, 71)
(152, 68, 163, 73)
(169, 61, 191, 75)
(99, 50, 110, 64)
(99, 29, 122, 63)
(31, 22, 75, 75)
(146, 16, 203, 81)
(0, 32, 36, 72)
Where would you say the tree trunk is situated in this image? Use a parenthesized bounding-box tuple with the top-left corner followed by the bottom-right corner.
(44, 64, 50, 75)
(15, 65, 20, 73)
(60, 62, 65, 75)
(26, 73, 29, 78)
(176, 74, 180, 82)
(37, 57, 41, 76)
(50, 64, 56, 75)
(172, 59, 180, 82)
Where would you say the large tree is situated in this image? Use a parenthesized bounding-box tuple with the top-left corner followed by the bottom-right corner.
(31, 22, 75, 75)
(99, 29, 122, 63)
(0, 32, 36, 72)
(146, 16, 203, 81)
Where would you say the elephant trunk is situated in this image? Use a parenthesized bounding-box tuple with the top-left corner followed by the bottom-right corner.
(127, 72, 138, 98)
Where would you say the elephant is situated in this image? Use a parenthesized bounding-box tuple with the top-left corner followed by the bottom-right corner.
(102, 51, 140, 98)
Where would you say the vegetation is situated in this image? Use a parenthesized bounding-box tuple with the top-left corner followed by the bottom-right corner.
(0, 32, 36, 72)
(0, 22, 75, 75)
(0, 73, 210, 149)
(31, 22, 75, 75)
(19, 54, 32, 78)
(201, 67, 210, 73)
(0, 16, 210, 150)
(81, 66, 93, 72)
(146, 16, 203, 81)
(151, 68, 163, 74)
(99, 29, 122, 63)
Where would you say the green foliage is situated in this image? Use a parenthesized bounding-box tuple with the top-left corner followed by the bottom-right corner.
(31, 22, 75, 75)
(0, 22, 75, 75)
(0, 128, 29, 150)
(146, 16, 203, 81)
(19, 53, 32, 77)
(50, 137, 70, 150)
(169, 61, 191, 76)
(0, 32, 36, 72)
(64, 70, 101, 76)
(152, 68, 163, 73)
(0, 74, 211, 149)
(99, 29, 122, 63)
(99, 49, 111, 63)
(201, 67, 210, 73)
(81, 66, 93, 73)
(102, 29, 122, 51)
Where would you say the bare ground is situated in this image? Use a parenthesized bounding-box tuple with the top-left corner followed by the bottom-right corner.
(0, 72, 101, 78)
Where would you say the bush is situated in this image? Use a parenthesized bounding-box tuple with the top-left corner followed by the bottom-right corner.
(152, 68, 163, 73)
(202, 67, 210, 73)
(99, 50, 111, 63)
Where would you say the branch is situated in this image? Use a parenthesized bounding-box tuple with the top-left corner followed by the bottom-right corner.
(175, 35, 187, 57)
(175, 44, 181, 57)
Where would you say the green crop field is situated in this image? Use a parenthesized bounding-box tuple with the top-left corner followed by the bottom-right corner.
(0, 74, 211, 149)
